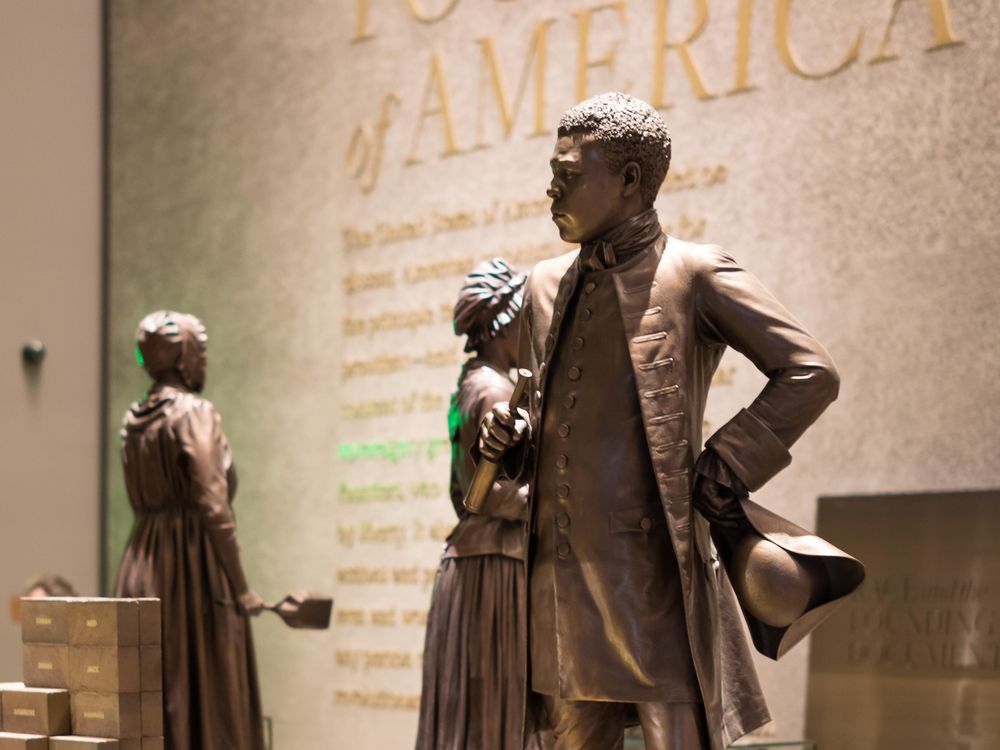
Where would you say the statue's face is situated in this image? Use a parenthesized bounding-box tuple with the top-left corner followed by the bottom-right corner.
(547, 133, 624, 244)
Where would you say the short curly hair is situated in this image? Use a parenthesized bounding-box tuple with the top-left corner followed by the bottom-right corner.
(558, 92, 671, 206)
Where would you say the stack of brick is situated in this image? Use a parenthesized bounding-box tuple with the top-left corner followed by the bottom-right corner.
(0, 598, 163, 750)
(0, 680, 70, 749)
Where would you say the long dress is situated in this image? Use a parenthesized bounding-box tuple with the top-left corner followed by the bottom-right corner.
(416, 360, 546, 750)
(114, 383, 265, 750)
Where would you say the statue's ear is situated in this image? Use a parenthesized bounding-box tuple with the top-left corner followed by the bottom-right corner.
(622, 161, 642, 198)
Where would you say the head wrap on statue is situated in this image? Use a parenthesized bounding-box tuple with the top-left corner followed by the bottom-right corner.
(453, 258, 526, 353)
(136, 310, 208, 392)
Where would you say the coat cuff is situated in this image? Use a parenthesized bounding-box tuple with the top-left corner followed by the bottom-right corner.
(706, 408, 791, 492)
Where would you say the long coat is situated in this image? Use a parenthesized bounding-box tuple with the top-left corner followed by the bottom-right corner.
(516, 236, 863, 750)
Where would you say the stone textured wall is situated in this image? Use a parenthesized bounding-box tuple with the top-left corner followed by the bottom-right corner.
(106, 0, 1000, 746)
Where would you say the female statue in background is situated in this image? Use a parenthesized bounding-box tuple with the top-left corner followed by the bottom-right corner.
(115, 310, 265, 750)
(416, 259, 550, 750)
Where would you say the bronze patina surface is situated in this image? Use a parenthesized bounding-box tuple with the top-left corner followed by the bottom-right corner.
(479, 93, 863, 750)
(416, 260, 552, 750)
(114, 311, 264, 750)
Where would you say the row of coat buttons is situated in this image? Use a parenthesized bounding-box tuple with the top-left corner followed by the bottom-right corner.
(552, 279, 598, 562)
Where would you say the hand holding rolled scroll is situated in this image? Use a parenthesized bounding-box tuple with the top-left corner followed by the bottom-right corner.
(465, 368, 532, 513)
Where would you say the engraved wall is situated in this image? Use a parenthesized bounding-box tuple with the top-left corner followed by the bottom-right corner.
(808, 491, 1000, 750)
(105, 1, 1000, 747)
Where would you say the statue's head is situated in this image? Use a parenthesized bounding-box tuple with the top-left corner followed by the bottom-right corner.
(548, 92, 671, 244)
(453, 258, 525, 357)
(135, 310, 208, 392)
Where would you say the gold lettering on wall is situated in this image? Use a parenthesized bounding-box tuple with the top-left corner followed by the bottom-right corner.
(652, 0, 716, 108)
(336, 649, 418, 670)
(712, 365, 736, 386)
(343, 391, 448, 420)
(407, 52, 463, 165)
(345, 3, 968, 190)
(345, 94, 399, 194)
(336, 609, 366, 625)
(335, 607, 429, 626)
(343, 305, 448, 336)
(336, 566, 438, 586)
(870, 0, 964, 64)
(337, 567, 389, 584)
(405, 0, 460, 24)
(338, 438, 450, 464)
(334, 689, 421, 710)
(341, 347, 462, 380)
(337, 521, 409, 548)
(352, 0, 374, 42)
(475, 19, 555, 144)
(729, 0, 757, 94)
(338, 481, 407, 503)
(344, 271, 395, 294)
(659, 162, 728, 193)
(575, 2, 628, 103)
(775, 0, 863, 80)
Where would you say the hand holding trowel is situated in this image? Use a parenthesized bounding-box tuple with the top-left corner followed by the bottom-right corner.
(230, 590, 334, 629)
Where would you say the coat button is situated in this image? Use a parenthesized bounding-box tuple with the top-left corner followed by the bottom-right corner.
(556, 454, 569, 469)
(557, 483, 570, 498)
(572, 336, 584, 351)
(563, 394, 576, 409)
(557, 542, 571, 558)
(640, 517, 652, 531)
(582, 308, 593, 321)
(584, 281, 597, 294)
(558, 423, 571, 437)
(567, 366, 581, 381)
(535, 389, 542, 401)
(556, 512, 571, 528)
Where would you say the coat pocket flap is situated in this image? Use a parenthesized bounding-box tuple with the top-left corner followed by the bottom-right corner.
(608, 507, 661, 534)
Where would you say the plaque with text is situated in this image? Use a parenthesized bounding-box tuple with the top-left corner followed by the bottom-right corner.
(807, 490, 1000, 750)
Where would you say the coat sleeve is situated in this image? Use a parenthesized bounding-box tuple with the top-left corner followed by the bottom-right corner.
(175, 399, 251, 596)
(695, 246, 840, 491)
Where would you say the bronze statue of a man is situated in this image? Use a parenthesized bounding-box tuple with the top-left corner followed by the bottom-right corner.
(479, 93, 862, 750)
